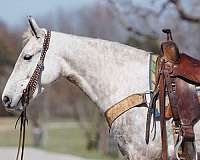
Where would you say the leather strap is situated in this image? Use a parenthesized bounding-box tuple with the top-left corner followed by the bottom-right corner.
(145, 87, 158, 144)
(163, 64, 180, 123)
(159, 61, 168, 160)
(105, 94, 146, 128)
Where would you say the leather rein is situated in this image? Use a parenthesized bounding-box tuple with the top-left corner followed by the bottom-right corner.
(15, 30, 51, 160)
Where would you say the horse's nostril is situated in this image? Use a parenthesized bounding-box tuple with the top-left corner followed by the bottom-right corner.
(3, 96, 11, 106)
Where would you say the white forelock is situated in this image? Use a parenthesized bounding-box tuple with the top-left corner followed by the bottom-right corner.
(22, 27, 33, 47)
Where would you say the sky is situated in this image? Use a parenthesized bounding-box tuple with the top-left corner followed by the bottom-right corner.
(0, 0, 189, 29)
(0, 0, 96, 27)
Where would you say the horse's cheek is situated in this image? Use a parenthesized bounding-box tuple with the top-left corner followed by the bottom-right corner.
(41, 64, 60, 85)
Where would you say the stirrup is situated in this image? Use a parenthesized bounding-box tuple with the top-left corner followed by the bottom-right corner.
(175, 135, 183, 160)
(191, 141, 198, 160)
(193, 142, 198, 160)
(175, 136, 198, 160)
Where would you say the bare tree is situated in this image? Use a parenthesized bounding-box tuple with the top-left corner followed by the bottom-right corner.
(163, 0, 200, 23)
(106, 0, 159, 39)
(106, 0, 200, 57)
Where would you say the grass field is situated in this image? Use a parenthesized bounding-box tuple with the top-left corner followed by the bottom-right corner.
(0, 117, 118, 160)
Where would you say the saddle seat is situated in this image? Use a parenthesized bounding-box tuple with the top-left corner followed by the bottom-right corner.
(161, 28, 180, 63)
(161, 41, 180, 63)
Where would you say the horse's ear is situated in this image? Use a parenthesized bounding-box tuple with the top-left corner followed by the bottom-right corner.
(27, 16, 43, 39)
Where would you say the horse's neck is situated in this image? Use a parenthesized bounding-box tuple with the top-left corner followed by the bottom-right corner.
(52, 32, 150, 112)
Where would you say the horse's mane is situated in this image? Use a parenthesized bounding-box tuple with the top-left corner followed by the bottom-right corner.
(22, 27, 33, 46)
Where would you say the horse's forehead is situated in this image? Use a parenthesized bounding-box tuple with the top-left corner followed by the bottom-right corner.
(22, 38, 40, 52)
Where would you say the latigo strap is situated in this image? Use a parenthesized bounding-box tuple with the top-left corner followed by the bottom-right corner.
(159, 61, 168, 160)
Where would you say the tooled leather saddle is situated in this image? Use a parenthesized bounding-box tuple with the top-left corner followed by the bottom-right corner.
(146, 29, 200, 160)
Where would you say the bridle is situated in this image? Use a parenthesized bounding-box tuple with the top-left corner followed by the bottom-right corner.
(15, 30, 51, 160)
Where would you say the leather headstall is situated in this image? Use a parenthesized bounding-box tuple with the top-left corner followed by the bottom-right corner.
(15, 30, 51, 160)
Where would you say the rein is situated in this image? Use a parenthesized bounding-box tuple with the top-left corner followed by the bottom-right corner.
(15, 30, 51, 160)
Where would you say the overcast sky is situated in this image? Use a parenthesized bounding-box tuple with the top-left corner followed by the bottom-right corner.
(0, 0, 96, 27)
(0, 0, 184, 29)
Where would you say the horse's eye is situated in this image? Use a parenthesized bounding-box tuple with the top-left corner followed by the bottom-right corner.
(38, 49, 42, 53)
(23, 54, 33, 61)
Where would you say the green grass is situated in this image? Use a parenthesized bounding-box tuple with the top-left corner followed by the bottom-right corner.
(0, 128, 32, 146)
(0, 118, 32, 146)
(0, 118, 118, 160)
(45, 127, 117, 160)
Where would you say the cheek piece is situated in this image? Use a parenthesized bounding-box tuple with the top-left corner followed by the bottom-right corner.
(15, 30, 51, 160)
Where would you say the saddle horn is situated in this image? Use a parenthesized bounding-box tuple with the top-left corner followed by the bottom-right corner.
(161, 29, 180, 63)
(162, 29, 173, 41)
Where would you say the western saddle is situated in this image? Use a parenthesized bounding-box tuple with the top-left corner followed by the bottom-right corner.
(146, 29, 200, 160)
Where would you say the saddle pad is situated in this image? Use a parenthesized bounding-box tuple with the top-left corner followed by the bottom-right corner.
(149, 54, 162, 118)
(149, 54, 158, 91)
(149, 54, 200, 118)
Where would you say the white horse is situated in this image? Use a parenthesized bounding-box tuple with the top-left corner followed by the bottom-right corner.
(2, 17, 200, 160)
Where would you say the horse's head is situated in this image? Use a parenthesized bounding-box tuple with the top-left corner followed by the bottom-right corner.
(2, 17, 62, 112)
